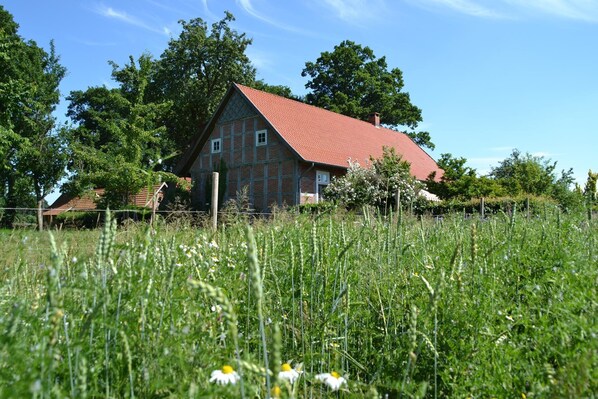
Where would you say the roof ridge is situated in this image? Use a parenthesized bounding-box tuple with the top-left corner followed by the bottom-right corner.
(234, 83, 396, 132)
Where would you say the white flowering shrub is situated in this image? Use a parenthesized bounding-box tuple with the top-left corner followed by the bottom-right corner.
(325, 147, 422, 210)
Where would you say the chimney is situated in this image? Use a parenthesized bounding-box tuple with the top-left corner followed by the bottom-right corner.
(368, 112, 380, 127)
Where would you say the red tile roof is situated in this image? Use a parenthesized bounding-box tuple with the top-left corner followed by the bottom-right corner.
(234, 84, 443, 181)
(44, 184, 167, 216)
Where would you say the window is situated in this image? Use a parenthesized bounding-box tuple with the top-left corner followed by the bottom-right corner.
(256, 129, 267, 146)
(211, 138, 221, 154)
(316, 171, 330, 202)
(316, 171, 330, 185)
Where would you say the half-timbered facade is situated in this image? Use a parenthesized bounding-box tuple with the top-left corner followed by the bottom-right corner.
(178, 84, 443, 211)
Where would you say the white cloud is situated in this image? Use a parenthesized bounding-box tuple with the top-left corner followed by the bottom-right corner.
(235, 0, 313, 34)
(505, 0, 598, 22)
(94, 5, 169, 35)
(411, 0, 598, 21)
(246, 48, 272, 69)
(321, 0, 388, 22)
(415, 0, 506, 18)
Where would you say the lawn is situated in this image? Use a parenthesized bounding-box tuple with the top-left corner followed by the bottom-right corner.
(0, 209, 596, 398)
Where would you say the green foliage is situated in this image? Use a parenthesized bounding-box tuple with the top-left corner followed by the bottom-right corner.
(251, 80, 299, 100)
(0, 6, 66, 226)
(296, 201, 337, 214)
(490, 149, 557, 196)
(427, 153, 506, 200)
(302, 40, 434, 149)
(417, 195, 560, 216)
(583, 170, 597, 203)
(62, 54, 177, 207)
(0, 209, 595, 397)
(427, 151, 583, 212)
(150, 12, 255, 160)
(325, 146, 422, 210)
(490, 149, 582, 211)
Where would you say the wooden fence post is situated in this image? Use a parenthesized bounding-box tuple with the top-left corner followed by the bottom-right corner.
(395, 188, 401, 213)
(480, 197, 485, 219)
(211, 172, 219, 230)
(37, 200, 43, 231)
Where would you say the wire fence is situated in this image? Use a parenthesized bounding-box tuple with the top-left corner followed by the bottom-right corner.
(0, 206, 281, 230)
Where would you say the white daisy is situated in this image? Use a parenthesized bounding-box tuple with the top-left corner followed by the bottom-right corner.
(315, 371, 346, 391)
(209, 365, 240, 385)
(278, 363, 301, 384)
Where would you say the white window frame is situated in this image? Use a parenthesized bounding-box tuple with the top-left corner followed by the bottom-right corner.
(255, 129, 267, 146)
(316, 170, 330, 185)
(211, 138, 221, 154)
(315, 171, 330, 202)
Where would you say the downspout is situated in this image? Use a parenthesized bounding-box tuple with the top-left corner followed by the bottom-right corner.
(297, 162, 315, 206)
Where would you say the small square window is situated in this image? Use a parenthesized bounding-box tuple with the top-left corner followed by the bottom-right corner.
(256, 129, 267, 146)
(316, 171, 330, 184)
(211, 138, 221, 154)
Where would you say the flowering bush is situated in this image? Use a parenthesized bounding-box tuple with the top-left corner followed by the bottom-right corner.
(325, 147, 422, 210)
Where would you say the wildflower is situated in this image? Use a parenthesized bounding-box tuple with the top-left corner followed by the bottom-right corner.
(209, 365, 240, 385)
(271, 385, 282, 398)
(315, 371, 346, 391)
(278, 363, 301, 384)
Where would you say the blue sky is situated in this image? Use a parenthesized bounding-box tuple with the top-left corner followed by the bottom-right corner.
(4, 0, 598, 200)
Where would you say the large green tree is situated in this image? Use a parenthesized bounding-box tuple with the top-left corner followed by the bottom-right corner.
(426, 153, 505, 200)
(489, 149, 580, 209)
(150, 12, 256, 163)
(62, 54, 175, 208)
(490, 149, 560, 196)
(0, 6, 66, 227)
(302, 40, 434, 149)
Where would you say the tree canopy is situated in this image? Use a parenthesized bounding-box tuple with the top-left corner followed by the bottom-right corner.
(302, 40, 434, 149)
(149, 12, 256, 161)
(62, 54, 176, 207)
(0, 5, 66, 226)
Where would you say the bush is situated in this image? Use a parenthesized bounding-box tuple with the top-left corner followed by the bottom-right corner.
(417, 195, 560, 217)
(325, 147, 421, 211)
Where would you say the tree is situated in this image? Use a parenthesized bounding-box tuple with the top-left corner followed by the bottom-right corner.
(251, 80, 300, 100)
(302, 40, 434, 149)
(150, 12, 256, 164)
(490, 149, 558, 196)
(0, 6, 66, 227)
(489, 149, 581, 210)
(62, 54, 175, 208)
(426, 153, 504, 200)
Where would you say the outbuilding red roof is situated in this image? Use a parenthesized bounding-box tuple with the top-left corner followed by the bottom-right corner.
(235, 84, 442, 181)
(44, 184, 168, 216)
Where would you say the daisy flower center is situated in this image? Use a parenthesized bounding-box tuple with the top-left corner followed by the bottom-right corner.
(281, 363, 292, 372)
(330, 371, 340, 379)
(222, 365, 234, 374)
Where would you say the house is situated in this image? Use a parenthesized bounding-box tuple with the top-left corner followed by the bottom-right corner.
(177, 83, 443, 211)
(43, 183, 168, 222)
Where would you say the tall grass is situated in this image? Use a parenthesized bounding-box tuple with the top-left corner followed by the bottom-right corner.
(0, 209, 596, 398)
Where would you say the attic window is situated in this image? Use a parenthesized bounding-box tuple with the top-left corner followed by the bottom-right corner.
(256, 129, 267, 146)
(211, 138, 221, 154)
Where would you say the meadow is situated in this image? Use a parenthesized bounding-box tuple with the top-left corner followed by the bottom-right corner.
(0, 209, 596, 398)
